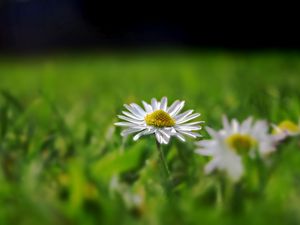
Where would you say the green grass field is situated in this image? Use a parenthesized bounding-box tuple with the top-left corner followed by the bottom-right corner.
(1, 51, 300, 225)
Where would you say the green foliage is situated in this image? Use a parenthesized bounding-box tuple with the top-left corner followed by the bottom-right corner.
(0, 52, 300, 225)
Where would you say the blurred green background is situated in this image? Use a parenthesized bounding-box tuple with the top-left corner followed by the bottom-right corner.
(0, 51, 300, 225)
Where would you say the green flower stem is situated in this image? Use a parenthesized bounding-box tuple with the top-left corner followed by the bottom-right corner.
(156, 140, 170, 178)
(216, 181, 223, 210)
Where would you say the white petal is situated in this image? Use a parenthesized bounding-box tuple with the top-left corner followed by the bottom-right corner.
(121, 127, 145, 136)
(205, 127, 222, 140)
(160, 97, 168, 111)
(231, 119, 240, 133)
(155, 132, 163, 144)
(176, 125, 202, 131)
(174, 133, 186, 142)
(167, 100, 180, 114)
(252, 120, 268, 135)
(115, 122, 138, 127)
(176, 113, 200, 124)
(177, 130, 201, 138)
(158, 130, 170, 144)
(204, 159, 219, 174)
(159, 128, 171, 139)
(179, 121, 205, 126)
(272, 132, 288, 142)
(151, 98, 159, 111)
(222, 115, 231, 133)
(169, 101, 185, 116)
(133, 129, 154, 141)
(259, 140, 276, 155)
(196, 140, 215, 148)
(174, 110, 193, 122)
(122, 111, 143, 121)
(195, 148, 213, 156)
(130, 103, 146, 117)
(164, 127, 177, 135)
(240, 117, 253, 133)
(117, 115, 144, 124)
(160, 129, 171, 144)
(124, 104, 144, 119)
(142, 101, 153, 113)
(225, 154, 244, 182)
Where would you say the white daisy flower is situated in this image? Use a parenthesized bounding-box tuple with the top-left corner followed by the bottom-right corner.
(195, 116, 276, 182)
(272, 120, 300, 141)
(115, 97, 204, 144)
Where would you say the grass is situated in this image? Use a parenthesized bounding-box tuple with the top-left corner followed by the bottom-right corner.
(0, 51, 300, 225)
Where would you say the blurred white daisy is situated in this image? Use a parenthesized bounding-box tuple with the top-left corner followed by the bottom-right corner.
(272, 120, 300, 141)
(195, 116, 276, 182)
(115, 97, 204, 144)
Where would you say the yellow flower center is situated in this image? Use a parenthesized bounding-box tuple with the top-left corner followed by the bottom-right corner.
(275, 120, 300, 133)
(226, 134, 256, 153)
(145, 110, 175, 127)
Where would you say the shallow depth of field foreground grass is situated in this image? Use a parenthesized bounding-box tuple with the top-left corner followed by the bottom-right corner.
(0, 51, 300, 225)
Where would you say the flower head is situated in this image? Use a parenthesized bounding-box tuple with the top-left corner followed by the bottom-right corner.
(115, 97, 204, 144)
(195, 116, 276, 182)
(272, 120, 300, 141)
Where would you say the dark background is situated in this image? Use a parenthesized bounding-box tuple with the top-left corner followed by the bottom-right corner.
(0, 0, 299, 53)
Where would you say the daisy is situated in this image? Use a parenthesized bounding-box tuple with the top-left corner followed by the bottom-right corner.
(115, 97, 204, 144)
(195, 116, 276, 182)
(272, 120, 300, 141)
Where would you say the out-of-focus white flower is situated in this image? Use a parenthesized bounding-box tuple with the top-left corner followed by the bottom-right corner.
(272, 120, 300, 142)
(115, 97, 204, 144)
(195, 116, 276, 182)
